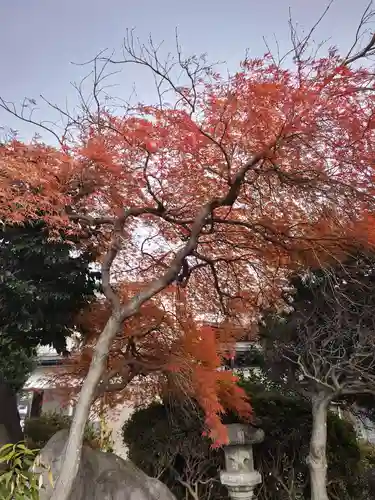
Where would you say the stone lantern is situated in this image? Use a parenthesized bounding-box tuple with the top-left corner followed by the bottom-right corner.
(220, 424, 264, 500)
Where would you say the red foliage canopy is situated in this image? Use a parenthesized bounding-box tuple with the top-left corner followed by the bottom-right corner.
(2, 47, 375, 442)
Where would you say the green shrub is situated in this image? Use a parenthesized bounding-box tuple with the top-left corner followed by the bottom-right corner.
(123, 403, 227, 500)
(0, 442, 41, 500)
(24, 411, 113, 452)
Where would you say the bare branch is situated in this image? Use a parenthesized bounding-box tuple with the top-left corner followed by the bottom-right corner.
(0, 97, 66, 145)
(343, 1, 375, 65)
(288, 0, 334, 64)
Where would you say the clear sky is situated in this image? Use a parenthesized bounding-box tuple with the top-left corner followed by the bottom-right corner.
(0, 0, 372, 141)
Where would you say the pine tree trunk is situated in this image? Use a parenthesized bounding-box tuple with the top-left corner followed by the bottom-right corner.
(308, 392, 330, 500)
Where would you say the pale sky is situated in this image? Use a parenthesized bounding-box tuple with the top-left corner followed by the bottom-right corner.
(0, 0, 372, 141)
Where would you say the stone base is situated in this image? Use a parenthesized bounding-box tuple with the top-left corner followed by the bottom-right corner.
(220, 471, 261, 500)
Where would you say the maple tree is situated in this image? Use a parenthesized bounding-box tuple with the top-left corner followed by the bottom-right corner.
(2, 7, 375, 498)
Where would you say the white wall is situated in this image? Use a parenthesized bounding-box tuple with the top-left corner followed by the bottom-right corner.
(40, 389, 73, 416)
(106, 404, 134, 459)
(22, 363, 135, 458)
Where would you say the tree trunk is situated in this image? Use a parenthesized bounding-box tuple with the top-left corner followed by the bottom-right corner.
(30, 390, 44, 418)
(308, 392, 331, 500)
(0, 381, 23, 445)
(50, 314, 122, 500)
(49, 195, 215, 499)
(0, 382, 23, 472)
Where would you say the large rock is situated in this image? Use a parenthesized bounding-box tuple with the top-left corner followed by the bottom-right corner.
(35, 430, 176, 500)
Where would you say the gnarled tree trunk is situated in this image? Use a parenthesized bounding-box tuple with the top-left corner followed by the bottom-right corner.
(50, 314, 122, 500)
(308, 392, 331, 500)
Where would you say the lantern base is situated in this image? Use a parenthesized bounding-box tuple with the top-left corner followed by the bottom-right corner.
(220, 471, 262, 500)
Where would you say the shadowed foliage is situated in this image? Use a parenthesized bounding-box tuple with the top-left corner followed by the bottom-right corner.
(123, 380, 373, 500)
(0, 220, 99, 442)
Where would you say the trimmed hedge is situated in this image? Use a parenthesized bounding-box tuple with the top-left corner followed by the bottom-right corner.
(24, 412, 100, 450)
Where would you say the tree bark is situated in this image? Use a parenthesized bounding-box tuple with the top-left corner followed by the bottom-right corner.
(0, 381, 23, 445)
(308, 392, 331, 500)
(50, 314, 122, 500)
(0, 382, 23, 472)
